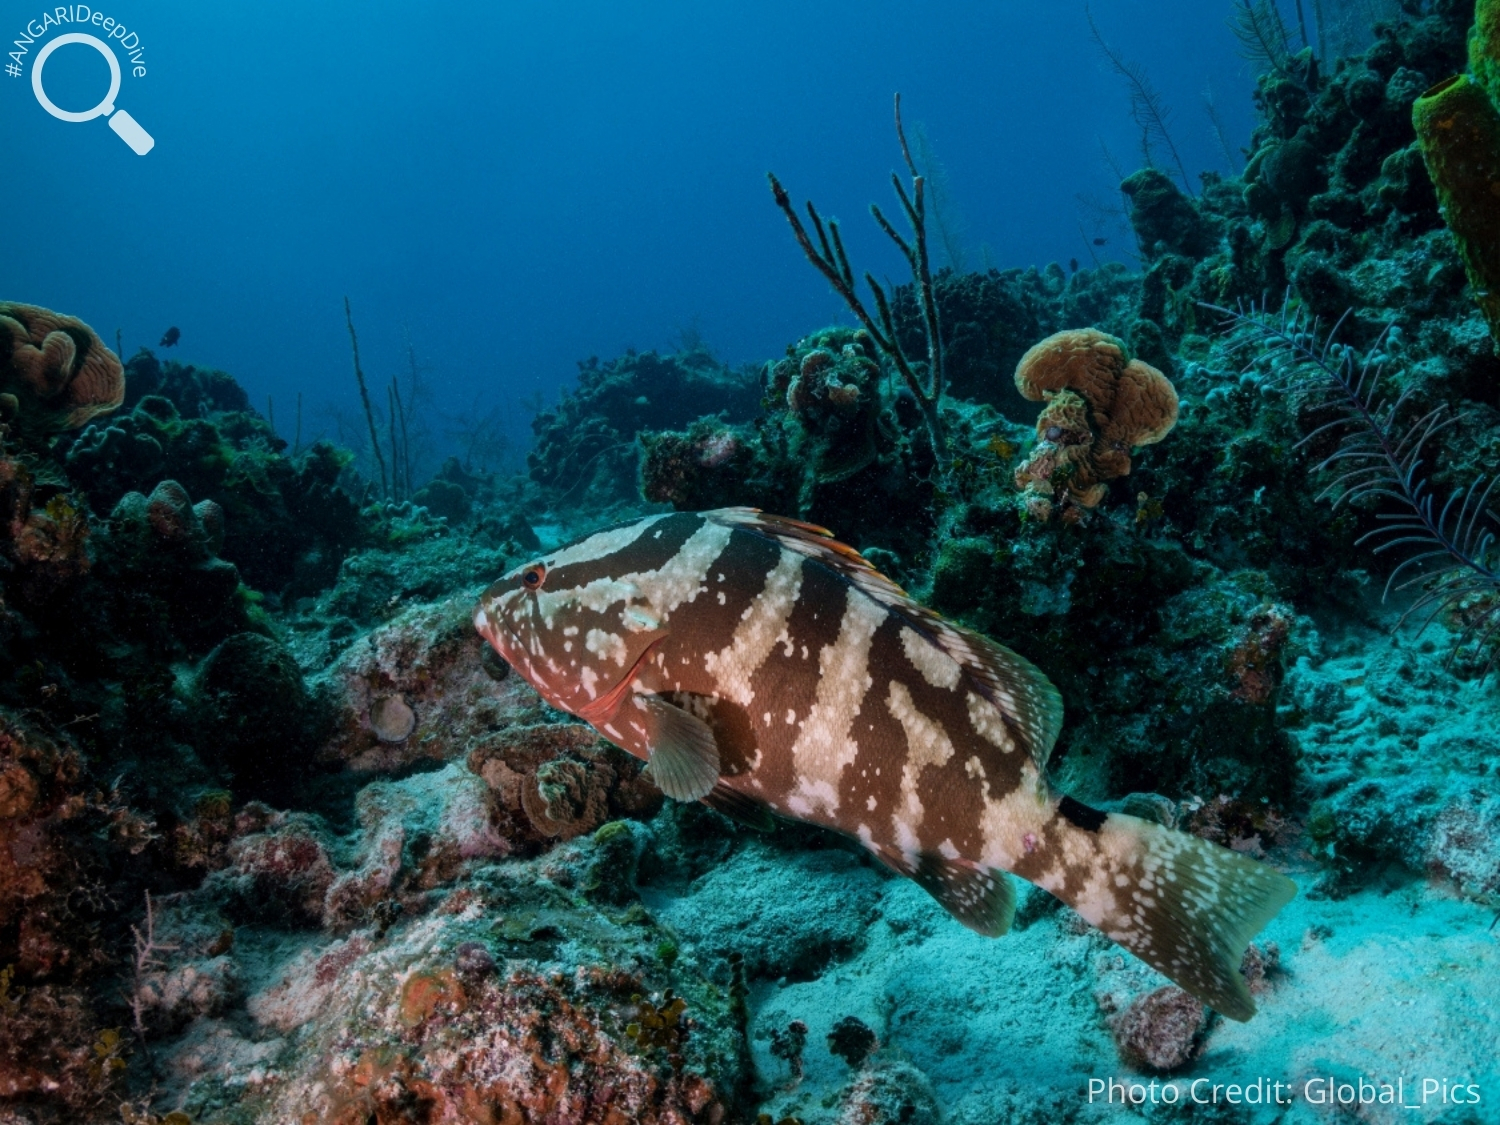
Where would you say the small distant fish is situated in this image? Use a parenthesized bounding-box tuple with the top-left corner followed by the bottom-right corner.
(159, 326, 180, 347)
(1092, 237, 1108, 246)
(476, 510, 1296, 1020)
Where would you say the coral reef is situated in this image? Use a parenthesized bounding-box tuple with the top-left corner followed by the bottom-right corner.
(118, 351, 249, 417)
(63, 391, 365, 599)
(2, 6, 1500, 1123)
(891, 262, 1140, 413)
(0, 303, 124, 437)
(528, 346, 760, 507)
(94, 479, 252, 656)
(0, 710, 123, 1121)
(0, 450, 91, 610)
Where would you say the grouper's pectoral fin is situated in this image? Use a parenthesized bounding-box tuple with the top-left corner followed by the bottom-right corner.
(890, 849, 1017, 938)
(635, 695, 721, 802)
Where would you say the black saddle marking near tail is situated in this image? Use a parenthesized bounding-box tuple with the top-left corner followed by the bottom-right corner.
(1059, 795, 1107, 832)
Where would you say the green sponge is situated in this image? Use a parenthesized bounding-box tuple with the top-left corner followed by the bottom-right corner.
(1474, 0, 1500, 104)
(1414, 2, 1500, 345)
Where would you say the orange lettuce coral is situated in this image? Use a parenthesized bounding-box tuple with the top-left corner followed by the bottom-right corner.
(0, 302, 124, 434)
(1012, 328, 1178, 521)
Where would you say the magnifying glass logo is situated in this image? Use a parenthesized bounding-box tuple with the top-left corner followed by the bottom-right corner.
(31, 33, 154, 155)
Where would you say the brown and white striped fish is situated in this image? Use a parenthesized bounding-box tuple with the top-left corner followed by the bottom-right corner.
(475, 508, 1295, 1020)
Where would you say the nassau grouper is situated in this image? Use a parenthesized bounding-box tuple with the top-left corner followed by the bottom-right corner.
(475, 508, 1296, 1020)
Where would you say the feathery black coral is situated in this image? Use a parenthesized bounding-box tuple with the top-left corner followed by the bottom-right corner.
(1086, 4, 1191, 194)
(1209, 299, 1500, 670)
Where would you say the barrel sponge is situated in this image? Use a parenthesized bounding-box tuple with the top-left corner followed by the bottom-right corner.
(0, 302, 124, 432)
(1413, 74, 1500, 345)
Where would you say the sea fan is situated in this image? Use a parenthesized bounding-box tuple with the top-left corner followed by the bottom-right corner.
(1208, 298, 1500, 671)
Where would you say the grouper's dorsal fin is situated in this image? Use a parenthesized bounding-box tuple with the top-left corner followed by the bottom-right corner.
(705, 508, 911, 603)
(918, 619, 1064, 768)
(706, 508, 1063, 767)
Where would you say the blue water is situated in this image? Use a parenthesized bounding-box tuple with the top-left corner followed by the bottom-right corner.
(5, 0, 1258, 459)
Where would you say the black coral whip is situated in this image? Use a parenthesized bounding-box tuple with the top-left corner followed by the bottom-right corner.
(1208, 298, 1500, 669)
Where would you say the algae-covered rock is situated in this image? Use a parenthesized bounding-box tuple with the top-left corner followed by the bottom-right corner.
(192, 632, 325, 792)
(649, 836, 885, 982)
(316, 594, 549, 773)
(529, 346, 760, 506)
(1122, 167, 1216, 261)
(468, 722, 662, 846)
(1286, 640, 1500, 900)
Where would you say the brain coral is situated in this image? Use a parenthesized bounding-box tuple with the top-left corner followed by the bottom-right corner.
(1012, 328, 1178, 520)
(0, 302, 124, 434)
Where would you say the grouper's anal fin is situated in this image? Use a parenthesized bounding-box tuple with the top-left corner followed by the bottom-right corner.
(876, 845, 1017, 938)
(634, 694, 721, 802)
(701, 781, 776, 832)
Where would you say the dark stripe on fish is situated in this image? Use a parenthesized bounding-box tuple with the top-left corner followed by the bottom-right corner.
(548, 511, 706, 591)
(1058, 795, 1107, 833)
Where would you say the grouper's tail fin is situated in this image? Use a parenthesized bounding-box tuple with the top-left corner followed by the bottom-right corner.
(1052, 811, 1296, 1021)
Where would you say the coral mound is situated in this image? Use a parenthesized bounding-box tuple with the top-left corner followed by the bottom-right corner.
(1012, 328, 1178, 519)
(0, 303, 124, 435)
(1106, 986, 1207, 1072)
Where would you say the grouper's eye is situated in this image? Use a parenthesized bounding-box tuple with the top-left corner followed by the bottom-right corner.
(521, 563, 547, 590)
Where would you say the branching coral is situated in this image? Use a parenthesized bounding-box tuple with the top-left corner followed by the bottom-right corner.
(1211, 299, 1500, 668)
(0, 302, 124, 435)
(1011, 328, 1179, 521)
(768, 93, 949, 460)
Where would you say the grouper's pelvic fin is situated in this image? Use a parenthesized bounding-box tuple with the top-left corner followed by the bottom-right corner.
(1050, 810, 1296, 1021)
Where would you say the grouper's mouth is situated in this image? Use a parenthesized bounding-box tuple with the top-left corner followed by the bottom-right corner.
(474, 602, 523, 667)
